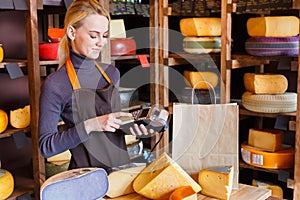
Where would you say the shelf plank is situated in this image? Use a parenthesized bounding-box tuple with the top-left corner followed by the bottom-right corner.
(105, 184, 271, 200)
(111, 54, 149, 61)
(7, 177, 34, 200)
(0, 127, 30, 139)
(0, 60, 27, 68)
(165, 53, 220, 66)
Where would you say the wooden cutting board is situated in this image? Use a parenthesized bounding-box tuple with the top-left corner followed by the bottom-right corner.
(103, 184, 271, 200)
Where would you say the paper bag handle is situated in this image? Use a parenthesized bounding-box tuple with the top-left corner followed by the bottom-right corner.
(191, 81, 217, 105)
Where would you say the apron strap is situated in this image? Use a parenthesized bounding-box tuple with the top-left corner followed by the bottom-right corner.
(66, 57, 113, 90)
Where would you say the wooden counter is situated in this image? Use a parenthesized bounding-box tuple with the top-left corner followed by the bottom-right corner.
(104, 184, 271, 200)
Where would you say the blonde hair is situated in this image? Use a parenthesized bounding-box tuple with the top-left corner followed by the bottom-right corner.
(58, 0, 110, 69)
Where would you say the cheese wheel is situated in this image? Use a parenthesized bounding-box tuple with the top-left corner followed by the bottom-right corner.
(0, 109, 8, 133)
(242, 91, 297, 113)
(248, 128, 283, 152)
(183, 71, 218, 90)
(169, 186, 197, 200)
(247, 16, 299, 37)
(244, 73, 288, 94)
(106, 165, 146, 198)
(245, 36, 299, 57)
(133, 152, 201, 199)
(40, 168, 108, 200)
(110, 38, 136, 56)
(241, 142, 295, 169)
(180, 18, 221, 36)
(183, 37, 221, 54)
(10, 105, 30, 128)
(198, 166, 234, 200)
(0, 169, 14, 200)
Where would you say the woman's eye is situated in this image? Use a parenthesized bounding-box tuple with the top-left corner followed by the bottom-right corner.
(90, 35, 97, 39)
(103, 34, 109, 38)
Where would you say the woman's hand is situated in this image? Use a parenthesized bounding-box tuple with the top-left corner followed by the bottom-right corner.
(129, 124, 154, 137)
(84, 112, 132, 133)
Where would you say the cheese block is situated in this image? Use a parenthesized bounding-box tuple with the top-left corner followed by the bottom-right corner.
(133, 152, 201, 199)
(110, 19, 126, 39)
(247, 16, 299, 37)
(244, 73, 288, 94)
(183, 71, 218, 90)
(0, 169, 14, 200)
(248, 128, 283, 152)
(252, 179, 283, 198)
(198, 166, 234, 200)
(106, 165, 146, 198)
(47, 150, 72, 165)
(241, 142, 295, 169)
(40, 168, 108, 200)
(10, 105, 30, 128)
(183, 37, 221, 54)
(169, 186, 197, 200)
(180, 18, 221, 36)
(245, 36, 299, 57)
(242, 91, 297, 113)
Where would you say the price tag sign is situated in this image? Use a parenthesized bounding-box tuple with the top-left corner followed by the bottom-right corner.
(5, 63, 24, 79)
(137, 55, 150, 68)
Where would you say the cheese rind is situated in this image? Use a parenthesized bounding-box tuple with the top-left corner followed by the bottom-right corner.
(169, 186, 197, 200)
(106, 165, 146, 198)
(184, 71, 218, 90)
(247, 16, 299, 37)
(198, 166, 234, 200)
(248, 128, 283, 152)
(244, 73, 288, 94)
(183, 37, 221, 54)
(180, 18, 221, 36)
(133, 152, 201, 199)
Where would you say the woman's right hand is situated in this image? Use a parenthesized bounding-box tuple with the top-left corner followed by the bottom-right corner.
(84, 112, 132, 134)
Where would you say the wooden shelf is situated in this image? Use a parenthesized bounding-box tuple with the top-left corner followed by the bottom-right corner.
(164, 53, 220, 66)
(0, 60, 27, 68)
(111, 54, 149, 61)
(0, 127, 30, 139)
(7, 176, 34, 200)
(105, 184, 271, 200)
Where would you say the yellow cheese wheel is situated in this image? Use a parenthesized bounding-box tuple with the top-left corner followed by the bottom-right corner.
(183, 71, 218, 90)
(10, 105, 30, 129)
(180, 18, 221, 37)
(133, 152, 201, 199)
(0, 109, 8, 133)
(248, 128, 283, 152)
(241, 142, 294, 169)
(244, 73, 288, 94)
(0, 169, 14, 200)
(247, 16, 299, 37)
(0, 44, 4, 63)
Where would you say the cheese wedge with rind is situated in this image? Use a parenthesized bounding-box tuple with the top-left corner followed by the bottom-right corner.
(10, 105, 30, 129)
(198, 166, 234, 200)
(248, 128, 283, 152)
(133, 152, 201, 199)
(169, 186, 197, 200)
(252, 179, 283, 198)
(244, 73, 288, 94)
(247, 16, 299, 37)
(106, 165, 146, 198)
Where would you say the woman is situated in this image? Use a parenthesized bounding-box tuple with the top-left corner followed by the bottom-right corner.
(39, 0, 150, 171)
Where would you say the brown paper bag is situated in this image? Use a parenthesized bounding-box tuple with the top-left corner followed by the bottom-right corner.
(172, 102, 239, 189)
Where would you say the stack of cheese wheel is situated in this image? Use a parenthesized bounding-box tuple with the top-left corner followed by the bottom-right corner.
(241, 128, 295, 170)
(242, 73, 297, 113)
(245, 16, 299, 56)
(180, 18, 221, 54)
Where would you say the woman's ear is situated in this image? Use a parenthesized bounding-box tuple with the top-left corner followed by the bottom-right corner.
(66, 26, 76, 41)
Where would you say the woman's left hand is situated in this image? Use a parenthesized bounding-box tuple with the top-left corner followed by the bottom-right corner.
(129, 124, 154, 137)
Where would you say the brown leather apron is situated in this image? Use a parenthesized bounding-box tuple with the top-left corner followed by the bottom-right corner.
(65, 57, 130, 171)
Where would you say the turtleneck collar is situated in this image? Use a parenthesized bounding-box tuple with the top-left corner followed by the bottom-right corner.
(69, 49, 95, 70)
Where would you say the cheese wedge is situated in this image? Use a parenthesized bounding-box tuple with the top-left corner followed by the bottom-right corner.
(180, 18, 221, 36)
(248, 128, 284, 152)
(10, 105, 30, 129)
(106, 165, 146, 198)
(133, 152, 201, 199)
(252, 179, 283, 198)
(241, 142, 295, 169)
(169, 186, 197, 200)
(198, 166, 234, 200)
(244, 73, 288, 94)
(183, 71, 218, 90)
(247, 16, 299, 37)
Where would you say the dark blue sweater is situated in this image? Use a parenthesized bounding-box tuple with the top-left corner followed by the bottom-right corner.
(39, 51, 120, 158)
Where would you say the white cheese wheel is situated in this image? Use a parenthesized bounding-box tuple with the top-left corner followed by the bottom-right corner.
(183, 37, 221, 54)
(244, 73, 288, 94)
(242, 91, 297, 113)
(180, 18, 221, 36)
(241, 142, 295, 169)
(247, 16, 299, 37)
(198, 166, 234, 200)
(133, 152, 201, 199)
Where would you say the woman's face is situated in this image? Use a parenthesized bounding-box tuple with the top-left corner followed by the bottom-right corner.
(68, 14, 109, 59)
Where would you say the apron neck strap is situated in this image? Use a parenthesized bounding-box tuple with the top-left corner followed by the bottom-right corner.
(66, 57, 112, 90)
